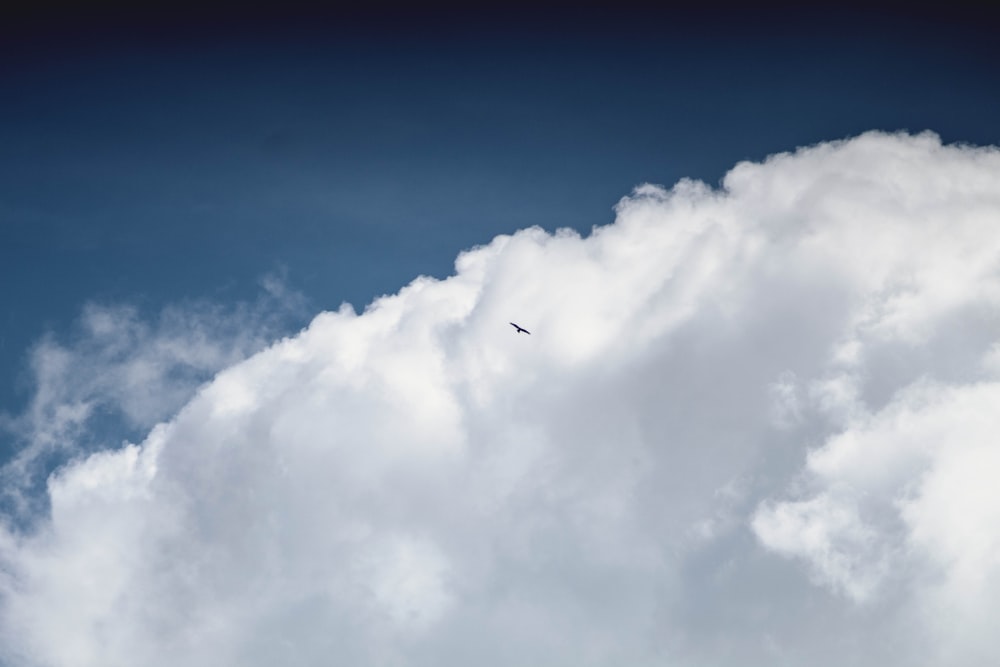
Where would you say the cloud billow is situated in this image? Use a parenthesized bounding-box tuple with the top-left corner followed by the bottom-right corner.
(2, 131, 999, 666)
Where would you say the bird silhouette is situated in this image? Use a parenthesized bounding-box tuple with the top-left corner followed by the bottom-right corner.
(509, 322, 530, 335)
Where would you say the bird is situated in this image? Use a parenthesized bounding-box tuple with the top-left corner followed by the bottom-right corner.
(509, 322, 530, 335)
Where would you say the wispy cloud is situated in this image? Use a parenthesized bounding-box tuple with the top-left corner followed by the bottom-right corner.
(2, 132, 999, 666)
(0, 272, 306, 519)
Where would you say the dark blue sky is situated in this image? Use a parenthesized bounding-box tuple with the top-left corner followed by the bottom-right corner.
(2, 4, 998, 415)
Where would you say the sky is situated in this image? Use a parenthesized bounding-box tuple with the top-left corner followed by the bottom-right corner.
(2, 4, 1000, 666)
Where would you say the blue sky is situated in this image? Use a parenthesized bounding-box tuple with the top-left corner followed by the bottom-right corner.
(3, 6, 997, 419)
(3, 7, 1000, 666)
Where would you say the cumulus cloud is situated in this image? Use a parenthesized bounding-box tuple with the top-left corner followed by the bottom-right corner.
(2, 131, 1000, 666)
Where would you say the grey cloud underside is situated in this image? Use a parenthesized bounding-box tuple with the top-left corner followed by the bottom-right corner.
(2, 131, 1000, 666)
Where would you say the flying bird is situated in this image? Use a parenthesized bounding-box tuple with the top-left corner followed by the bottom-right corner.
(510, 322, 531, 335)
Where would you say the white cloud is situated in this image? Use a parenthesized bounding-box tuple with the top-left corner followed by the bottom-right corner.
(2, 131, 1000, 666)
